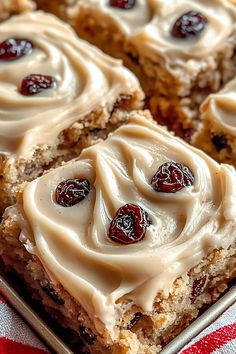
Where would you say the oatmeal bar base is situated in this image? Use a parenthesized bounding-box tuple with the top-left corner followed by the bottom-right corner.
(0, 209, 235, 354)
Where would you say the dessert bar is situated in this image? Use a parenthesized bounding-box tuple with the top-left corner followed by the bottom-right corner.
(0, 11, 143, 214)
(1, 111, 235, 353)
(193, 76, 236, 166)
(35, 0, 236, 136)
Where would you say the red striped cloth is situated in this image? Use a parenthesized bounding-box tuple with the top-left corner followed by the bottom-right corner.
(0, 294, 235, 353)
(179, 303, 236, 354)
(0, 295, 49, 354)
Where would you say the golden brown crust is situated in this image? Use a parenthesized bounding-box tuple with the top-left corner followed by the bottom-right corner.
(0, 0, 35, 22)
(0, 206, 235, 354)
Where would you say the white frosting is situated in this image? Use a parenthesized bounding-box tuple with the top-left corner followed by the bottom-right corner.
(201, 76, 236, 136)
(79, 0, 151, 33)
(21, 114, 236, 334)
(73, 0, 236, 62)
(0, 12, 141, 156)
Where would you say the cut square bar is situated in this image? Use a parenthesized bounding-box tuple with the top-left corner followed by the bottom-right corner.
(0, 11, 143, 214)
(1, 111, 235, 353)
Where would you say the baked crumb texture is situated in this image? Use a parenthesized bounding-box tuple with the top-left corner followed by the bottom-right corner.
(192, 78, 236, 166)
(0, 0, 35, 22)
(0, 92, 143, 215)
(0, 208, 235, 354)
(34, 1, 236, 138)
(193, 119, 236, 167)
(33, 0, 74, 20)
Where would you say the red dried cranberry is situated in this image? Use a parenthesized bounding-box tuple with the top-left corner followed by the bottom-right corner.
(108, 204, 150, 245)
(151, 162, 194, 193)
(79, 326, 96, 345)
(110, 0, 135, 9)
(126, 312, 143, 330)
(171, 11, 208, 39)
(55, 179, 90, 207)
(0, 38, 33, 61)
(191, 276, 207, 303)
(20, 74, 56, 96)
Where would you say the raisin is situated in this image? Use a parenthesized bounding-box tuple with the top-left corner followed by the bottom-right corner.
(127, 52, 139, 65)
(40, 280, 65, 305)
(151, 162, 194, 193)
(109, 0, 135, 9)
(126, 312, 143, 330)
(211, 135, 228, 152)
(0, 38, 33, 61)
(191, 276, 207, 303)
(171, 11, 208, 39)
(55, 179, 90, 207)
(108, 204, 151, 245)
(79, 326, 96, 345)
(62, 328, 86, 353)
(183, 128, 194, 143)
(113, 94, 132, 110)
(20, 74, 56, 96)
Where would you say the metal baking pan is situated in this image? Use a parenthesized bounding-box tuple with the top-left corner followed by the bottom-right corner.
(0, 271, 235, 354)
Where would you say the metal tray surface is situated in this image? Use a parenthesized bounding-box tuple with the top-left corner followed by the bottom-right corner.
(0, 272, 235, 354)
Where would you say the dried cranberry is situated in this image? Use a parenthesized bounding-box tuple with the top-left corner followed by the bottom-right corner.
(55, 179, 90, 207)
(171, 11, 208, 39)
(0, 38, 33, 61)
(20, 74, 56, 96)
(211, 135, 228, 152)
(113, 94, 132, 110)
(40, 280, 65, 305)
(110, 0, 135, 9)
(126, 312, 143, 330)
(191, 276, 207, 303)
(79, 326, 96, 345)
(183, 128, 194, 143)
(127, 52, 139, 65)
(151, 162, 194, 193)
(108, 204, 150, 245)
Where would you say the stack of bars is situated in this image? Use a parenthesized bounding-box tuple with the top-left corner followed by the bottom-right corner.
(0, 1, 235, 354)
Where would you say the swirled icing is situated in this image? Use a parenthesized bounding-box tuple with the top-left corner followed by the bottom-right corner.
(72, 0, 236, 61)
(0, 11, 141, 156)
(76, 0, 151, 33)
(20, 113, 236, 334)
(201, 76, 236, 136)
